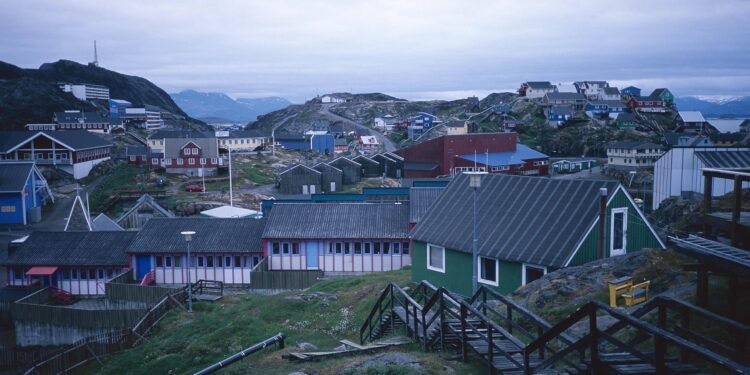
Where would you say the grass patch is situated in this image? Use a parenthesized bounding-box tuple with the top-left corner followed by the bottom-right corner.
(83, 269, 485, 374)
(87, 164, 149, 212)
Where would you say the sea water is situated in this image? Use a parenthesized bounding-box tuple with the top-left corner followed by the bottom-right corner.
(707, 118, 747, 133)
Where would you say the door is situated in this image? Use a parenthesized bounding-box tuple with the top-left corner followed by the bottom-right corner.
(306, 241, 319, 269)
(330, 182, 336, 192)
(310, 185, 316, 194)
(136, 255, 152, 280)
(610, 208, 627, 256)
(302, 185, 309, 194)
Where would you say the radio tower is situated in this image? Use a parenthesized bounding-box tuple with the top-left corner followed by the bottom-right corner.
(92, 40, 99, 67)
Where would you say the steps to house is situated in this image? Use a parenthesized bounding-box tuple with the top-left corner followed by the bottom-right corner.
(360, 282, 750, 375)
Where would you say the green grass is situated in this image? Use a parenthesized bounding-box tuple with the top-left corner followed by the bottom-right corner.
(87, 164, 150, 212)
(82, 269, 483, 374)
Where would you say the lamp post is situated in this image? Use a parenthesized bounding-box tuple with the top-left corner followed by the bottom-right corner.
(467, 172, 484, 295)
(181, 230, 195, 313)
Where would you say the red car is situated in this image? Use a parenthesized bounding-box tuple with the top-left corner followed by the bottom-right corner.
(184, 184, 204, 192)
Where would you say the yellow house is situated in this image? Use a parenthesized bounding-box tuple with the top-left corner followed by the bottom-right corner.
(445, 120, 469, 135)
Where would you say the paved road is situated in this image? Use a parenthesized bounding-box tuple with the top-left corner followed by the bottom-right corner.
(318, 104, 397, 152)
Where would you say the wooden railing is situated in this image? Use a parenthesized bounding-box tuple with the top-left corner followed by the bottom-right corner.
(192, 280, 223, 296)
(524, 301, 750, 375)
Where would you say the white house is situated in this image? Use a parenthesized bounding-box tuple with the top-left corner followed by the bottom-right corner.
(374, 115, 399, 131)
(607, 141, 665, 170)
(652, 148, 750, 210)
(520, 81, 558, 99)
(321, 95, 345, 103)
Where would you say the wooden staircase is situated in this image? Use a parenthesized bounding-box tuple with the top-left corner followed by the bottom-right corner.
(360, 284, 750, 375)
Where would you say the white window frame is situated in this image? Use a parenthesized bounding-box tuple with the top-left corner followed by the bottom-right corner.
(477, 256, 499, 287)
(426, 244, 445, 273)
(192, 147, 199, 155)
(522, 263, 547, 285)
(188, 158, 195, 165)
(129, 155, 136, 161)
(610, 207, 628, 256)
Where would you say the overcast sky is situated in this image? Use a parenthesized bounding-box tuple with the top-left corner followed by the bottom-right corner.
(1, 0, 749, 102)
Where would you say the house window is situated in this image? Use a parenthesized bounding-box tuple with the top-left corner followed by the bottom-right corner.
(197, 256, 205, 267)
(156, 256, 163, 267)
(151, 158, 158, 165)
(478, 257, 499, 286)
(383, 243, 390, 255)
(166, 159, 172, 166)
(523, 264, 547, 285)
(224, 256, 232, 267)
(206, 256, 214, 267)
(344, 242, 350, 254)
(80, 269, 88, 280)
(354, 242, 362, 255)
(335, 242, 342, 254)
(88, 269, 96, 279)
(188, 158, 195, 165)
(200, 158, 206, 165)
(373, 243, 381, 254)
(98, 269, 105, 279)
(364, 242, 371, 254)
(71, 269, 79, 279)
(165, 256, 172, 267)
(129, 155, 136, 161)
(177, 158, 183, 165)
(184, 149, 190, 155)
(272, 242, 280, 255)
(282, 243, 290, 255)
(427, 244, 445, 273)
(174, 256, 182, 267)
(393, 243, 400, 255)
(402, 242, 410, 255)
(234, 256, 241, 267)
(292, 243, 300, 255)
(611, 208, 628, 256)
(192, 148, 199, 155)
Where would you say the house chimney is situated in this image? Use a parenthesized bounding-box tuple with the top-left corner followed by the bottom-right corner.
(598, 188, 607, 259)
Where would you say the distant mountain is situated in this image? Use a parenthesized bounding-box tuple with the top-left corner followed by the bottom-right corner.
(0, 59, 196, 130)
(170, 90, 290, 123)
(676, 96, 750, 117)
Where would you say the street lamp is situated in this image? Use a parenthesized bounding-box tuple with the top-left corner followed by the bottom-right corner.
(467, 172, 484, 295)
(181, 230, 196, 313)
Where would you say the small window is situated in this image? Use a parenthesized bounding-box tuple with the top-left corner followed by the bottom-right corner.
(156, 256, 163, 267)
(62, 269, 71, 280)
(200, 158, 206, 165)
(292, 243, 300, 255)
(282, 243, 290, 255)
(373, 243, 381, 255)
(393, 243, 400, 255)
(184, 149, 190, 155)
(197, 256, 204, 267)
(98, 269, 105, 279)
(402, 242, 410, 255)
(383, 243, 390, 255)
(272, 242, 280, 255)
(354, 242, 362, 255)
(129, 155, 136, 161)
(192, 148, 199, 155)
(80, 269, 88, 280)
(71, 269, 79, 279)
(224, 256, 232, 267)
(165, 256, 172, 267)
(364, 242, 371, 254)
(88, 269, 96, 279)
(177, 158, 184, 165)
(234, 256, 241, 268)
(344, 242, 351, 255)
(206, 256, 214, 267)
(524, 264, 547, 285)
(427, 244, 445, 273)
(327, 242, 334, 254)
(174, 256, 182, 267)
(478, 257, 499, 286)
(107, 269, 114, 278)
(151, 158, 158, 165)
(188, 158, 195, 165)
(335, 242, 342, 254)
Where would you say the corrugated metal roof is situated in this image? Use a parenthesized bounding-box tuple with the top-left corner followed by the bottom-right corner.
(263, 203, 409, 239)
(409, 188, 444, 223)
(127, 218, 266, 253)
(0, 162, 34, 192)
(410, 174, 621, 268)
(6, 231, 136, 266)
(695, 151, 750, 168)
(457, 144, 548, 167)
(678, 111, 706, 123)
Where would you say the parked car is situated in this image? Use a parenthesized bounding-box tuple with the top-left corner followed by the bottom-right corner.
(184, 184, 204, 192)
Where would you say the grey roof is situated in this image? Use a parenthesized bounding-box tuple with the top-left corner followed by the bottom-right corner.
(526, 81, 554, 89)
(550, 106, 573, 115)
(92, 213, 124, 231)
(127, 218, 266, 253)
(411, 174, 621, 268)
(444, 120, 466, 128)
(0, 162, 35, 192)
(616, 112, 638, 122)
(164, 135, 218, 159)
(115, 194, 174, 223)
(695, 151, 750, 169)
(148, 129, 213, 140)
(603, 87, 621, 95)
(661, 132, 710, 147)
(5, 231, 136, 266)
(409, 188, 444, 223)
(404, 162, 438, 171)
(329, 157, 361, 167)
(608, 141, 663, 150)
(126, 146, 149, 155)
(263, 203, 409, 239)
(54, 111, 107, 124)
(545, 92, 586, 101)
(0, 132, 35, 153)
(43, 131, 112, 151)
(334, 138, 348, 146)
(352, 155, 380, 165)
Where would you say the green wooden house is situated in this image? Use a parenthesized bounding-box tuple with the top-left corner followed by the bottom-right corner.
(551, 159, 597, 174)
(615, 112, 639, 129)
(649, 88, 674, 106)
(410, 174, 665, 296)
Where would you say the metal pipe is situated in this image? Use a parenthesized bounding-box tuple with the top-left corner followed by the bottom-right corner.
(193, 333, 286, 375)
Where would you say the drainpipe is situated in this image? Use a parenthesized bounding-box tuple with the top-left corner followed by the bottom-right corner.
(598, 188, 608, 259)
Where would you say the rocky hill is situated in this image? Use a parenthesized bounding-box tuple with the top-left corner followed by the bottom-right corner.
(676, 96, 750, 117)
(0, 59, 198, 130)
(170, 89, 291, 123)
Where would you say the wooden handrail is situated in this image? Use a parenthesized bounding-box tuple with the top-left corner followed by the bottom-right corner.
(458, 304, 524, 369)
(461, 299, 526, 349)
(359, 284, 392, 344)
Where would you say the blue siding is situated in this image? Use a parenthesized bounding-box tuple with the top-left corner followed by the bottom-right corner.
(0, 193, 24, 224)
(279, 140, 309, 150)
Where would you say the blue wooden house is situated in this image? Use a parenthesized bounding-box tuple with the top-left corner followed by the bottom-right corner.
(584, 101, 609, 115)
(0, 162, 54, 225)
(547, 106, 573, 127)
(410, 112, 439, 130)
(621, 86, 641, 97)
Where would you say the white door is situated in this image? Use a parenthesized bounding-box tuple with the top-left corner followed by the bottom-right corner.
(310, 185, 316, 194)
(302, 185, 309, 195)
(610, 208, 627, 256)
(330, 182, 336, 192)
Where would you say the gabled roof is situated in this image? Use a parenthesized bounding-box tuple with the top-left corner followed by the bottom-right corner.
(313, 162, 343, 173)
(126, 146, 149, 155)
(0, 162, 35, 193)
(329, 156, 361, 167)
(115, 193, 174, 224)
(384, 152, 404, 161)
(352, 155, 380, 165)
(411, 174, 621, 268)
(603, 87, 621, 95)
(695, 151, 750, 169)
(409, 187, 444, 223)
(165, 136, 217, 159)
(525, 81, 554, 89)
(650, 88, 670, 97)
(263, 203, 409, 239)
(678, 111, 706, 123)
(5, 231, 136, 266)
(279, 164, 321, 176)
(457, 144, 548, 167)
(0, 131, 111, 153)
(404, 162, 439, 171)
(92, 213, 124, 231)
(127, 218, 266, 253)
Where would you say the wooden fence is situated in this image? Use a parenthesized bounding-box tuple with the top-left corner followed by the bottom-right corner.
(22, 288, 188, 375)
(249, 270, 323, 290)
(105, 282, 177, 306)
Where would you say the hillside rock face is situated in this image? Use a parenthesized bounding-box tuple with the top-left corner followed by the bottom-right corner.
(0, 59, 195, 130)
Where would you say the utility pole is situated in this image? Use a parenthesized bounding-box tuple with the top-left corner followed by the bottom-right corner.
(228, 147, 233, 207)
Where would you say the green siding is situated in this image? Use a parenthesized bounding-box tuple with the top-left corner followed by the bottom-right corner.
(569, 188, 663, 266)
(412, 241, 522, 296)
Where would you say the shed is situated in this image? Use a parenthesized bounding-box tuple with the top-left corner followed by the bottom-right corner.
(352, 155, 381, 177)
(313, 163, 344, 192)
(0, 162, 53, 225)
(372, 153, 403, 178)
(278, 164, 322, 195)
(328, 157, 362, 184)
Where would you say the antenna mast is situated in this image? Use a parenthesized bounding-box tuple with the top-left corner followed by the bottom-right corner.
(93, 40, 99, 67)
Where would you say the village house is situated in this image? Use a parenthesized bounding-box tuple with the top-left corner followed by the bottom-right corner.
(352, 155, 381, 177)
(662, 132, 713, 148)
(652, 148, 750, 210)
(502, 119, 524, 131)
(628, 96, 667, 113)
(709, 132, 746, 147)
(410, 174, 664, 295)
(312, 162, 343, 192)
(615, 112, 640, 129)
(601, 87, 621, 101)
(321, 95, 346, 103)
(126, 146, 150, 165)
(262, 203, 410, 272)
(374, 115, 399, 131)
(621, 86, 642, 97)
(551, 158, 597, 174)
(25, 111, 111, 133)
(276, 133, 335, 154)
(216, 130, 270, 152)
(278, 164, 321, 195)
(358, 135, 379, 153)
(518, 81, 557, 99)
(0, 162, 54, 225)
(0, 131, 112, 179)
(444, 120, 469, 135)
(607, 141, 665, 170)
(334, 138, 348, 153)
(396, 132, 549, 178)
(542, 92, 586, 110)
(574, 81, 610, 99)
(159, 132, 221, 176)
(127, 218, 266, 285)
(675, 111, 709, 132)
(115, 193, 175, 230)
(328, 124, 345, 138)
(5, 231, 136, 295)
(371, 153, 403, 178)
(328, 157, 362, 184)
(649, 88, 675, 107)
(547, 106, 573, 127)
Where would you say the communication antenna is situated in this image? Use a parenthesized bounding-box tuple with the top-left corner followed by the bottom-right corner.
(92, 40, 99, 67)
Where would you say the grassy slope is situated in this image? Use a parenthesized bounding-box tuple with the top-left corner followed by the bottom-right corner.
(86, 269, 483, 374)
